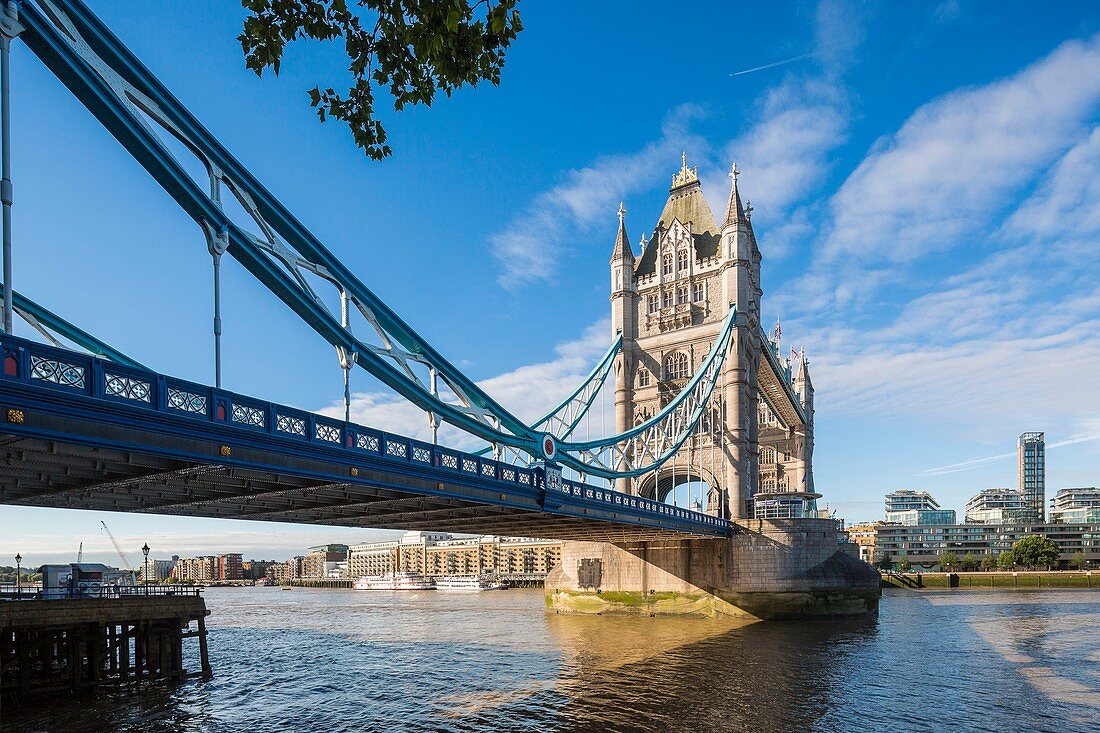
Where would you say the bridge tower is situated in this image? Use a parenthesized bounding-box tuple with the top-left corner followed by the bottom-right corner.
(610, 155, 763, 518)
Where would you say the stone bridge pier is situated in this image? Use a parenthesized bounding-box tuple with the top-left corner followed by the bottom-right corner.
(545, 518, 881, 620)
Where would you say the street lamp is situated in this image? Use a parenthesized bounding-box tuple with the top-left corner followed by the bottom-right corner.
(142, 543, 150, 596)
(14, 553, 21, 599)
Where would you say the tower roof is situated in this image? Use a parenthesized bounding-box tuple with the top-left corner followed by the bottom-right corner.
(635, 153, 721, 275)
(609, 202, 634, 263)
(724, 163, 748, 227)
(795, 347, 813, 388)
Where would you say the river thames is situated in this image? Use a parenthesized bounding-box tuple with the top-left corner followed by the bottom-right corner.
(3, 587, 1098, 732)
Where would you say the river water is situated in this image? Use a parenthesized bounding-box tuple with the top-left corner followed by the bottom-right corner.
(3, 587, 1098, 732)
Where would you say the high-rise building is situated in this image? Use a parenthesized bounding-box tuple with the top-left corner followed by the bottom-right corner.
(884, 490, 955, 525)
(216, 553, 243, 581)
(965, 488, 1032, 524)
(1049, 487, 1100, 524)
(1018, 432, 1045, 521)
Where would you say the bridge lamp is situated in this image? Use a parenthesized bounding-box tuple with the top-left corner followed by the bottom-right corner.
(14, 553, 21, 598)
(142, 543, 150, 593)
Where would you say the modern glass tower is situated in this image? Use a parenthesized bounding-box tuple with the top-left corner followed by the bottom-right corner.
(1017, 432, 1046, 522)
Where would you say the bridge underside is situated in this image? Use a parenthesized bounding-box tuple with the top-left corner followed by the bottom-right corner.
(0, 433, 715, 543)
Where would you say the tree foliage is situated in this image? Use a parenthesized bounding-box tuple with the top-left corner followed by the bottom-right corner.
(896, 556, 912, 573)
(1011, 534, 1060, 569)
(939, 551, 959, 571)
(980, 554, 997, 571)
(1069, 551, 1087, 571)
(876, 553, 893, 571)
(997, 551, 1015, 570)
(960, 552, 979, 571)
(239, 0, 524, 159)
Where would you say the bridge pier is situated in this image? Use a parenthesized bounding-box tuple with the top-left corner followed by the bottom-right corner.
(545, 518, 880, 620)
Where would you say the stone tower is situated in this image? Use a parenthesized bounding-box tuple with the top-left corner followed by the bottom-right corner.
(610, 155, 815, 519)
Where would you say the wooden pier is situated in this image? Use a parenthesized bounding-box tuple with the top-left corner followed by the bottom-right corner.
(0, 590, 210, 714)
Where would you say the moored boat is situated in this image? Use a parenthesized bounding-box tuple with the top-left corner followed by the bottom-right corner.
(433, 574, 507, 591)
(353, 572, 435, 591)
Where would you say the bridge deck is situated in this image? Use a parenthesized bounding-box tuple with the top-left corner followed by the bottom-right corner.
(0, 335, 731, 542)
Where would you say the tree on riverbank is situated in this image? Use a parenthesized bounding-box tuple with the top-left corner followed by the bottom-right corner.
(980, 554, 997, 571)
(997, 551, 1015, 570)
(896, 557, 912, 573)
(939, 551, 959, 571)
(877, 553, 893, 571)
(1069, 551, 1087, 570)
(961, 553, 979, 571)
(1011, 535, 1060, 569)
(238, 0, 523, 159)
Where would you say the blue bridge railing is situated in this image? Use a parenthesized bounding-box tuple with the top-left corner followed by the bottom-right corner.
(0, 334, 731, 535)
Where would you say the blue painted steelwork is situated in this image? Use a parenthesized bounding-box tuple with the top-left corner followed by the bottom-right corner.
(0, 284, 145, 370)
(474, 332, 621, 458)
(15, 0, 730, 481)
(0, 331, 731, 537)
(758, 323, 806, 425)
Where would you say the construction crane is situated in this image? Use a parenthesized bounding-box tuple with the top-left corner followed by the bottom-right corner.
(100, 521, 137, 583)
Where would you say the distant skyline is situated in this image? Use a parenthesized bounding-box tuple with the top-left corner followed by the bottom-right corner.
(1, 0, 1099, 566)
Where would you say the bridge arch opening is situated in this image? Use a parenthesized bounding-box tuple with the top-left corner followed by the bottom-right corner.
(637, 466, 723, 515)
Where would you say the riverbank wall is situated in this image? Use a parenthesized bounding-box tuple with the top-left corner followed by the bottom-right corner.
(883, 571, 1098, 590)
(546, 518, 881, 620)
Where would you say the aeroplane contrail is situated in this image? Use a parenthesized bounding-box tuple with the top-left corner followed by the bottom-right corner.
(730, 50, 821, 77)
(730, 41, 860, 77)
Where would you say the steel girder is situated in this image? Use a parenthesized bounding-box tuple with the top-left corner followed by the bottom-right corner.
(18, 0, 732, 481)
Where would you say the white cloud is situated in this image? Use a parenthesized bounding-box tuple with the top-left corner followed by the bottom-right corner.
(824, 33, 1100, 266)
(489, 105, 707, 290)
(1003, 126, 1100, 239)
(319, 320, 612, 450)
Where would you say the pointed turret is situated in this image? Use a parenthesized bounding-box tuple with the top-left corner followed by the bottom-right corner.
(609, 202, 634, 264)
(724, 163, 748, 227)
(794, 347, 814, 405)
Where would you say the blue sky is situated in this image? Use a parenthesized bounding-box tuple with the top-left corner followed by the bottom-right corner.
(2, 0, 1099, 565)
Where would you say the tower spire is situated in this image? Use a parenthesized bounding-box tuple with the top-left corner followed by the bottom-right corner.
(610, 201, 634, 263)
(724, 162, 747, 227)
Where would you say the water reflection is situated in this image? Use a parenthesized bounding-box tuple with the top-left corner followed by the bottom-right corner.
(2, 588, 1098, 733)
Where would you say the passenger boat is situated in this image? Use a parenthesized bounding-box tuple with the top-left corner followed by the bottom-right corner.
(353, 572, 435, 591)
(433, 574, 507, 591)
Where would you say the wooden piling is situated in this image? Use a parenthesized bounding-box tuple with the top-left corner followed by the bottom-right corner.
(0, 592, 210, 714)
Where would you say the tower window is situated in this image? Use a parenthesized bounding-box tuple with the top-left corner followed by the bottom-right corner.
(693, 283, 705, 302)
(677, 286, 688, 305)
(638, 369, 650, 387)
(662, 253, 673, 277)
(677, 249, 689, 273)
(664, 352, 689, 381)
(647, 294, 658, 314)
(662, 290, 673, 308)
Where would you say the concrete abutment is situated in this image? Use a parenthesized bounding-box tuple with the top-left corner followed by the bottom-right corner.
(545, 518, 880, 620)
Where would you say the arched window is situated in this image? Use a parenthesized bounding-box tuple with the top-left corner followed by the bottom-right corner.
(664, 352, 689, 381)
(638, 368, 650, 387)
(760, 447, 775, 464)
(662, 253, 673, 277)
(677, 249, 689, 273)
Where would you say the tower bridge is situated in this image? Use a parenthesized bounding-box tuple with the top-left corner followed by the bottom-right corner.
(0, 0, 879, 619)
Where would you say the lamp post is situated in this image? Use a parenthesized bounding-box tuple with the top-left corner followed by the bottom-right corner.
(142, 543, 150, 596)
(14, 552, 20, 598)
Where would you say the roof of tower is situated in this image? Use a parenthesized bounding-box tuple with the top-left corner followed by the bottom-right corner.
(724, 163, 747, 227)
(795, 348, 813, 388)
(609, 202, 634, 263)
(635, 153, 721, 276)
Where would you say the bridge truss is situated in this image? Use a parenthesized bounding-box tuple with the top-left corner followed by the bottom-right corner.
(4, 0, 737, 492)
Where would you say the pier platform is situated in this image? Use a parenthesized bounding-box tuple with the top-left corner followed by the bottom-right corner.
(0, 588, 210, 714)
